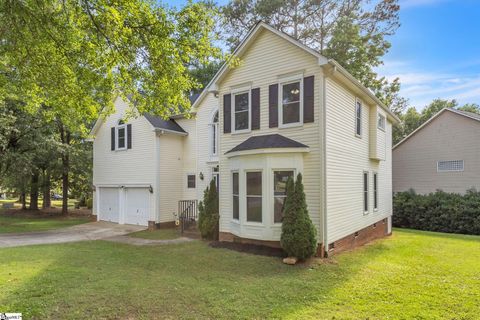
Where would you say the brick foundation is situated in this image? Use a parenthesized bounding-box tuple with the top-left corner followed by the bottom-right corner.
(148, 220, 177, 230)
(90, 215, 98, 222)
(219, 232, 282, 248)
(327, 218, 390, 256)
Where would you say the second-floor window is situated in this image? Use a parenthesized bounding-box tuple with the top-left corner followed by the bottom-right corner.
(116, 120, 127, 150)
(233, 91, 250, 132)
(355, 100, 362, 137)
(378, 113, 386, 131)
(280, 80, 302, 126)
(211, 111, 219, 157)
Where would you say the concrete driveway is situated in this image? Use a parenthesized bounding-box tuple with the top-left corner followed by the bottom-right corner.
(0, 221, 146, 248)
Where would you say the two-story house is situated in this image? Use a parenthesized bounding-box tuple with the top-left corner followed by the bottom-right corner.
(90, 22, 399, 255)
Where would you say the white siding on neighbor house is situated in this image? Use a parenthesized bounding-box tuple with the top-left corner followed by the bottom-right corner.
(194, 93, 220, 200)
(176, 117, 197, 200)
(217, 29, 324, 241)
(325, 77, 392, 244)
(158, 134, 184, 223)
(393, 110, 480, 194)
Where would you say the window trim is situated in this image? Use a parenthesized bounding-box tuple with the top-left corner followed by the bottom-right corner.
(272, 169, 295, 225)
(116, 123, 127, 151)
(278, 76, 304, 128)
(363, 171, 369, 215)
(232, 170, 239, 221)
(355, 99, 362, 138)
(373, 172, 378, 211)
(245, 169, 263, 224)
(187, 174, 196, 189)
(231, 87, 251, 134)
(437, 160, 464, 172)
(378, 113, 386, 131)
(210, 109, 219, 157)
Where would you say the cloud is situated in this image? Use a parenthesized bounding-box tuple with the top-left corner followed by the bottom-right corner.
(376, 59, 480, 109)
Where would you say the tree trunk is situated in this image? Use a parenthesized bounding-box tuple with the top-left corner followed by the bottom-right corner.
(58, 122, 71, 215)
(20, 192, 27, 210)
(29, 171, 40, 210)
(42, 169, 51, 209)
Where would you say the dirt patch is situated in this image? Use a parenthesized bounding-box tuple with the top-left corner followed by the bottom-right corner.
(209, 241, 287, 258)
(0, 207, 92, 218)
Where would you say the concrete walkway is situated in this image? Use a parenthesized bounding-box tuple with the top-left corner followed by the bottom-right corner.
(0, 221, 146, 248)
(104, 235, 194, 246)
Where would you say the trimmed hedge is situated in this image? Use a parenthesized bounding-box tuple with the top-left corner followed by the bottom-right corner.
(393, 189, 480, 235)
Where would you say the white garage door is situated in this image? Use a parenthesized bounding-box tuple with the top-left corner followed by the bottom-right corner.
(125, 188, 150, 226)
(99, 188, 119, 223)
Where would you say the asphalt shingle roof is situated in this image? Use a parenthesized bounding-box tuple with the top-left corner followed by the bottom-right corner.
(226, 134, 308, 154)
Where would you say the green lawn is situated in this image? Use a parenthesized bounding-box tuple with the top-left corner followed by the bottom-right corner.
(0, 198, 77, 209)
(0, 215, 91, 234)
(129, 228, 181, 240)
(0, 229, 479, 319)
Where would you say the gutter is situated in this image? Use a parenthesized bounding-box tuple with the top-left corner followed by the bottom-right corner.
(153, 128, 188, 136)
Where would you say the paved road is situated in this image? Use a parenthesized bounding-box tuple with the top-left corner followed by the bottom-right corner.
(0, 221, 146, 248)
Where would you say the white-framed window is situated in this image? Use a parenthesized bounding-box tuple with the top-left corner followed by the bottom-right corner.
(378, 113, 386, 131)
(363, 171, 369, 214)
(355, 100, 362, 137)
(210, 110, 219, 157)
(437, 160, 464, 172)
(373, 172, 378, 211)
(116, 120, 127, 150)
(232, 90, 250, 133)
(273, 170, 294, 223)
(187, 174, 196, 189)
(232, 171, 239, 220)
(212, 166, 219, 191)
(279, 77, 303, 127)
(246, 171, 262, 222)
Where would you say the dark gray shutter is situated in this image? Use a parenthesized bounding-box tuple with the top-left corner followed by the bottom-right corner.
(303, 75, 314, 123)
(223, 94, 231, 133)
(127, 124, 132, 149)
(111, 127, 115, 150)
(251, 88, 260, 130)
(269, 84, 278, 128)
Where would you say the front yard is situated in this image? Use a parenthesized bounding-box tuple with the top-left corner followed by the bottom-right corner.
(1, 229, 479, 319)
(0, 215, 91, 233)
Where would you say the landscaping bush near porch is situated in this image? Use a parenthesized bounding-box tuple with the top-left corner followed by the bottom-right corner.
(393, 189, 480, 235)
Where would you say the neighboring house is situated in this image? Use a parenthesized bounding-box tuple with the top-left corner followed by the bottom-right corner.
(90, 22, 399, 255)
(393, 108, 480, 194)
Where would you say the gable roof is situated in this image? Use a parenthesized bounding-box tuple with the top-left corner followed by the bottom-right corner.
(143, 114, 186, 135)
(190, 21, 399, 124)
(393, 108, 480, 149)
(226, 134, 309, 154)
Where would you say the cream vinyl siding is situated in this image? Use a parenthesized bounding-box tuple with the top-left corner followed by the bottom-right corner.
(158, 134, 183, 223)
(393, 110, 480, 194)
(93, 97, 156, 186)
(193, 93, 219, 200)
(217, 29, 324, 240)
(176, 117, 197, 200)
(325, 78, 392, 243)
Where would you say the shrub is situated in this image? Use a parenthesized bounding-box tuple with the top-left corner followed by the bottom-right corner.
(280, 173, 317, 260)
(86, 198, 93, 210)
(198, 179, 219, 240)
(393, 189, 480, 235)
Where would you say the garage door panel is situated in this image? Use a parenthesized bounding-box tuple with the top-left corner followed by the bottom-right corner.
(125, 188, 150, 226)
(99, 188, 119, 223)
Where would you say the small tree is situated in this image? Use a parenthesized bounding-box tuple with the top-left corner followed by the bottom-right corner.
(198, 179, 219, 240)
(280, 173, 317, 260)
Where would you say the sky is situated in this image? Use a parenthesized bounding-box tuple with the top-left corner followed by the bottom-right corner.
(162, 0, 480, 110)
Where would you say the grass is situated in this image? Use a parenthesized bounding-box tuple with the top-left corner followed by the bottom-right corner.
(129, 228, 181, 240)
(0, 198, 77, 209)
(0, 215, 91, 234)
(0, 229, 479, 319)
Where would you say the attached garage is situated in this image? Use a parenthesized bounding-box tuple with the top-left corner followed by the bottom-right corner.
(99, 187, 120, 223)
(98, 186, 150, 226)
(124, 187, 150, 226)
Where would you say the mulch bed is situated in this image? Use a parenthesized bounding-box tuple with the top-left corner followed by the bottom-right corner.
(0, 207, 93, 219)
(209, 241, 287, 258)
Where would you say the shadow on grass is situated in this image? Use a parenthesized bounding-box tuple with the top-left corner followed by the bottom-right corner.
(394, 227, 480, 242)
(0, 238, 391, 319)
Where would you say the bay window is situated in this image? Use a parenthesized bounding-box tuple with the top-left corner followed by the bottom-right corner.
(246, 171, 262, 222)
(273, 170, 294, 223)
(232, 172, 239, 220)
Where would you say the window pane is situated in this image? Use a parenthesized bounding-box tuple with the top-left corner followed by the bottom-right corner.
(187, 175, 196, 188)
(283, 102, 300, 124)
(233, 195, 239, 220)
(363, 172, 368, 212)
(274, 196, 286, 223)
(274, 171, 293, 196)
(118, 127, 125, 148)
(247, 197, 262, 222)
(356, 117, 361, 135)
(246, 172, 262, 196)
(282, 82, 300, 104)
(374, 174, 378, 209)
(232, 172, 239, 194)
(235, 93, 249, 112)
(235, 111, 249, 130)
